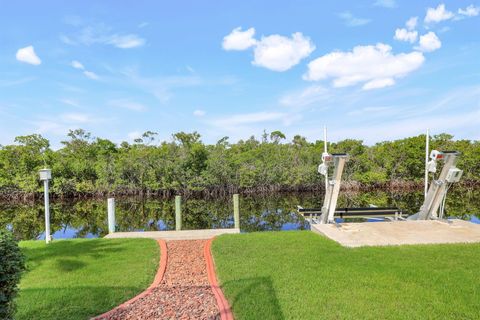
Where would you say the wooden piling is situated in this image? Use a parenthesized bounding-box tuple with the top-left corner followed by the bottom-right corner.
(175, 196, 182, 231)
(108, 198, 116, 233)
(233, 194, 240, 229)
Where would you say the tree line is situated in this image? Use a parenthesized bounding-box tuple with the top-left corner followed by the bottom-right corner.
(0, 129, 478, 200)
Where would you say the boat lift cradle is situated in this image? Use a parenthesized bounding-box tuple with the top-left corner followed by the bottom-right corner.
(298, 152, 405, 224)
(408, 150, 463, 220)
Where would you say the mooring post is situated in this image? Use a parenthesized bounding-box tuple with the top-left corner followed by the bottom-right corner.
(43, 179, 51, 243)
(233, 193, 240, 229)
(175, 195, 182, 231)
(39, 168, 52, 244)
(107, 198, 116, 233)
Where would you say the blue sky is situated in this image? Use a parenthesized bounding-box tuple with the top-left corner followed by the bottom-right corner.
(1, 0, 479, 147)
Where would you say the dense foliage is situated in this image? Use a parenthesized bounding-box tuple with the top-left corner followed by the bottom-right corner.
(0, 129, 478, 197)
(0, 230, 25, 319)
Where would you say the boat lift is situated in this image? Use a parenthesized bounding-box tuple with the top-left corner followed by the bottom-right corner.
(298, 126, 404, 224)
(408, 150, 463, 220)
(318, 153, 348, 224)
(298, 152, 405, 224)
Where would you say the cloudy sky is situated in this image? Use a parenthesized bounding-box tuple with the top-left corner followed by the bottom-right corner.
(1, 0, 479, 147)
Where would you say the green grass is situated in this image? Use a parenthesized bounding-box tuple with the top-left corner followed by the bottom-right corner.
(212, 231, 480, 320)
(16, 238, 159, 320)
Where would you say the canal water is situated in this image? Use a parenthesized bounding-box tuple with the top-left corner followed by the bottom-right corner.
(1, 188, 479, 240)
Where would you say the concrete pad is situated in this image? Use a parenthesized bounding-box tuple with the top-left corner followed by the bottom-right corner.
(104, 228, 240, 240)
(311, 219, 480, 247)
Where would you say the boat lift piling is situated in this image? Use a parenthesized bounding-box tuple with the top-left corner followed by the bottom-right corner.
(410, 150, 463, 220)
(424, 128, 430, 199)
(299, 128, 404, 224)
(319, 153, 348, 224)
(39, 168, 52, 244)
(108, 198, 116, 233)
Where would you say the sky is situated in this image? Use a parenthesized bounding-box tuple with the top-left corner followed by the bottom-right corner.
(0, 0, 479, 148)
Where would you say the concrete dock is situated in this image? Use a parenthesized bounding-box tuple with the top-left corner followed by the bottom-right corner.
(104, 228, 240, 240)
(311, 219, 480, 247)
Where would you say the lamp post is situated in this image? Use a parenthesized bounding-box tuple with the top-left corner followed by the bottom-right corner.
(39, 168, 52, 244)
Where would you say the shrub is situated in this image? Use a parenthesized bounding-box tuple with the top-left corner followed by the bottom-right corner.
(0, 230, 25, 319)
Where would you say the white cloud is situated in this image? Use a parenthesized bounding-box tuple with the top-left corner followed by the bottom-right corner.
(362, 78, 395, 90)
(304, 43, 425, 90)
(70, 60, 99, 80)
(279, 85, 330, 108)
(108, 99, 147, 112)
(193, 109, 206, 117)
(416, 32, 441, 52)
(374, 0, 397, 8)
(394, 28, 418, 43)
(71, 60, 85, 70)
(61, 112, 91, 123)
(406, 16, 418, 30)
(252, 32, 315, 72)
(83, 71, 99, 80)
(458, 5, 480, 17)
(107, 34, 145, 48)
(16, 46, 41, 65)
(339, 11, 371, 27)
(424, 4, 454, 23)
(222, 27, 257, 50)
(62, 23, 145, 49)
(222, 28, 315, 72)
(212, 111, 287, 128)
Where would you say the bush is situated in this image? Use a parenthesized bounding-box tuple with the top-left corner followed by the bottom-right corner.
(0, 230, 25, 319)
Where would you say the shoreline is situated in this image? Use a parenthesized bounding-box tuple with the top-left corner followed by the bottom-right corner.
(1, 180, 479, 203)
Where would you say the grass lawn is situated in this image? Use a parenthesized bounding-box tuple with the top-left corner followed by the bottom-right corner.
(16, 238, 159, 320)
(212, 231, 480, 320)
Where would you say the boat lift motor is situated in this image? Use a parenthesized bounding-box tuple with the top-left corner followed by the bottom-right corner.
(318, 153, 348, 224)
(409, 150, 463, 220)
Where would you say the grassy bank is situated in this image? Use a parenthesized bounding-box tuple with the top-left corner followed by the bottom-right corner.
(212, 231, 480, 320)
(16, 238, 159, 320)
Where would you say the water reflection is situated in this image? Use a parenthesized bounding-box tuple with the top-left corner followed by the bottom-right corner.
(1, 187, 479, 240)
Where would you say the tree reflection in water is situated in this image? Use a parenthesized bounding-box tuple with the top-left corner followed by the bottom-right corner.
(1, 187, 479, 240)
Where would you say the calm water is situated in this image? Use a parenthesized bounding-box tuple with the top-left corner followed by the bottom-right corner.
(1, 188, 479, 240)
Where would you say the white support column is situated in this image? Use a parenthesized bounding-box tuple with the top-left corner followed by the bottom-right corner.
(417, 152, 460, 220)
(323, 125, 328, 192)
(319, 154, 348, 224)
(44, 179, 51, 243)
(39, 168, 52, 244)
(233, 194, 240, 229)
(326, 156, 347, 223)
(424, 128, 429, 198)
(175, 196, 182, 231)
(108, 198, 116, 233)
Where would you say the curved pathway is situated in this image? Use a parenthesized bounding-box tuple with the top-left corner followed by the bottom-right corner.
(94, 239, 233, 320)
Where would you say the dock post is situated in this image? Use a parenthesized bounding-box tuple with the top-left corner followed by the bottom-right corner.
(175, 195, 182, 231)
(108, 198, 116, 233)
(233, 193, 240, 229)
(39, 168, 52, 244)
